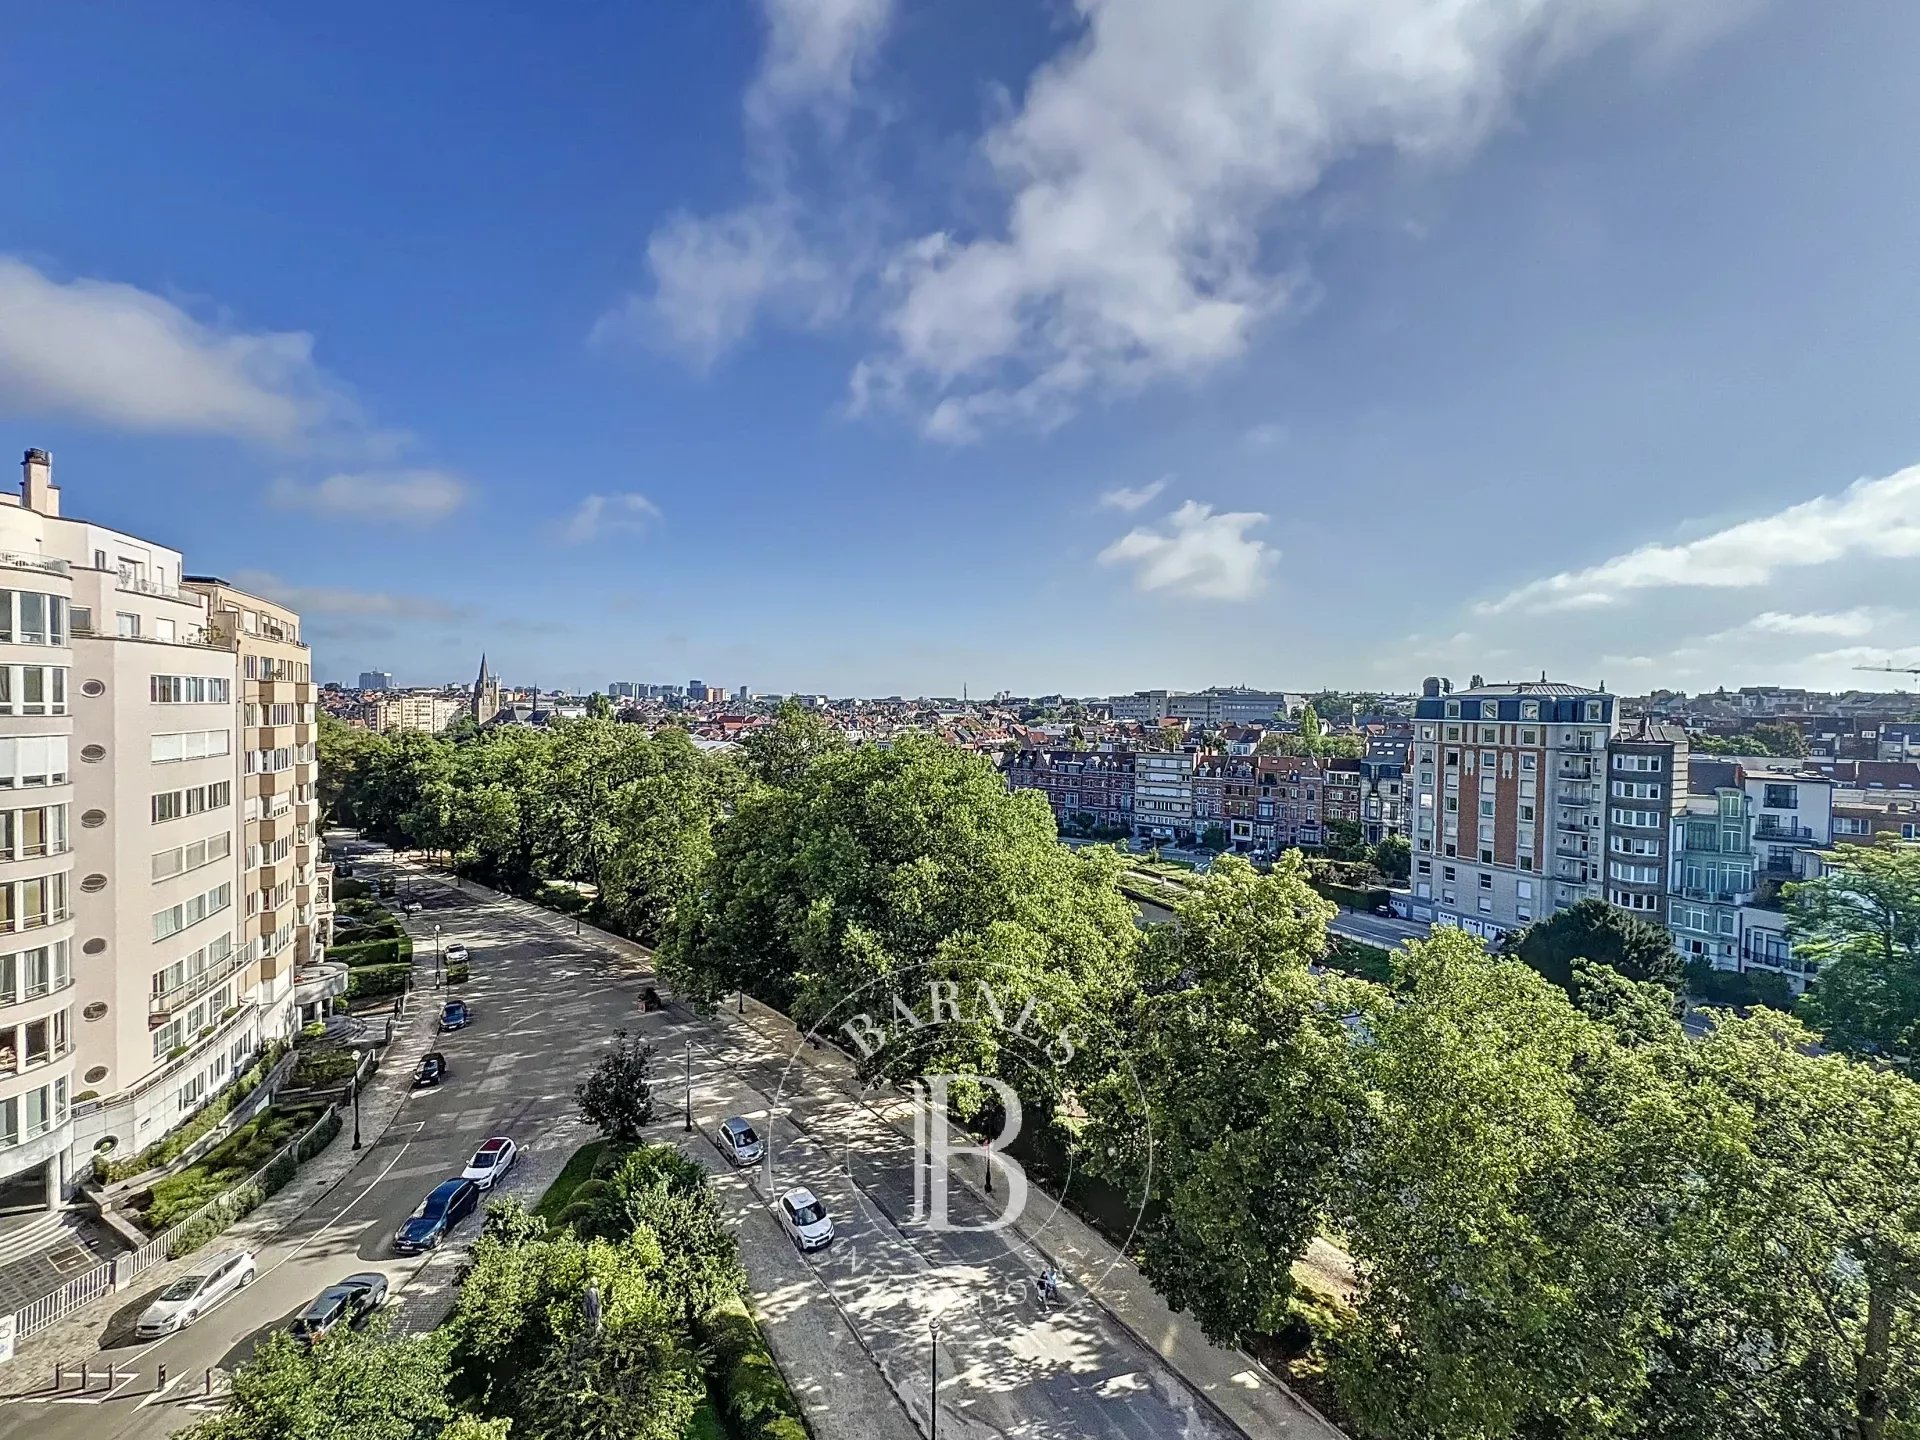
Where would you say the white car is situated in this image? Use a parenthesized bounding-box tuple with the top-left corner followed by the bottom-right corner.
(444, 943, 470, 964)
(462, 1135, 518, 1190)
(717, 1117, 764, 1167)
(135, 1249, 255, 1339)
(402, 900, 424, 914)
(778, 1187, 833, 1251)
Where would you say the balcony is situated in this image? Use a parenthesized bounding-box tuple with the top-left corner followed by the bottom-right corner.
(1754, 823, 1818, 842)
(77, 998, 259, 1117)
(0, 552, 69, 578)
(117, 572, 181, 600)
(1676, 884, 1753, 906)
(1558, 759, 1594, 779)
(150, 943, 252, 1021)
(1556, 790, 1594, 807)
(1555, 818, 1593, 835)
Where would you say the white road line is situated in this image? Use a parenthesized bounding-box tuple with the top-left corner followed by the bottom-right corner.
(275, 1119, 427, 1271)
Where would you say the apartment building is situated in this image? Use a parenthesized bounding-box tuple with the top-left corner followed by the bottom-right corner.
(1603, 721, 1688, 921)
(374, 692, 463, 735)
(356, 671, 392, 691)
(1321, 758, 1363, 836)
(1108, 687, 1301, 726)
(0, 451, 323, 1211)
(1409, 681, 1617, 939)
(1255, 757, 1322, 852)
(1357, 738, 1409, 845)
(1002, 750, 1134, 832)
(1133, 751, 1195, 841)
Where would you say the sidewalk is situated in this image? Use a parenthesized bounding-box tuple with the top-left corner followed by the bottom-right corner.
(4, 982, 440, 1381)
(394, 855, 1343, 1440)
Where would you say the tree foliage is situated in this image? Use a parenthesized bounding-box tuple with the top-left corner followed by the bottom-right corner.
(1792, 840, 1920, 1065)
(1370, 833, 1411, 882)
(1501, 896, 1685, 995)
(575, 1030, 660, 1146)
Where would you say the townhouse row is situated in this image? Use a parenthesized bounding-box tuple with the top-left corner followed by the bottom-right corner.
(1003, 738, 1410, 853)
(0, 450, 332, 1211)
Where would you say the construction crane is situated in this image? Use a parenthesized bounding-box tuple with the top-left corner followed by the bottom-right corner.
(1856, 664, 1920, 676)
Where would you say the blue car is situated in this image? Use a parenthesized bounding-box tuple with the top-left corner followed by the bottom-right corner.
(392, 1178, 479, 1254)
(439, 1000, 471, 1031)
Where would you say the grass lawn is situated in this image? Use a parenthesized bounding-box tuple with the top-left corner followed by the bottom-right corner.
(534, 1140, 607, 1224)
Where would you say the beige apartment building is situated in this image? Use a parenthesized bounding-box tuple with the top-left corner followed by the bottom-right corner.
(374, 691, 462, 734)
(0, 450, 328, 1210)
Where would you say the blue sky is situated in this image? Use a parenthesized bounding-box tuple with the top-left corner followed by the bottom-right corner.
(3, 0, 1918, 698)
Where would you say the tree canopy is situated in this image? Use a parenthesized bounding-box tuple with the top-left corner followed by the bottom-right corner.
(1501, 896, 1685, 995)
(1792, 839, 1920, 1066)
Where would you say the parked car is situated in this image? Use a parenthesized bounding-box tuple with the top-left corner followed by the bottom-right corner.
(402, 899, 424, 914)
(413, 1051, 447, 1088)
(462, 1136, 518, 1190)
(439, 1000, 471, 1032)
(335, 861, 355, 877)
(777, 1187, 833, 1251)
(444, 943, 470, 964)
(288, 1273, 388, 1345)
(717, 1117, 764, 1166)
(135, 1249, 255, 1338)
(393, 1178, 480, 1254)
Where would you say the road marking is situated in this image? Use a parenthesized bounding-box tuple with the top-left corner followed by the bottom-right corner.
(276, 1119, 427, 1271)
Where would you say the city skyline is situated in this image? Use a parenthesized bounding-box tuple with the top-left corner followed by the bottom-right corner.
(2, 3, 1918, 696)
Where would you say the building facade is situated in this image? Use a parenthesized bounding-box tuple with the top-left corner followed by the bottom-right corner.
(0, 451, 324, 1209)
(1133, 751, 1195, 842)
(356, 671, 392, 691)
(375, 693, 463, 734)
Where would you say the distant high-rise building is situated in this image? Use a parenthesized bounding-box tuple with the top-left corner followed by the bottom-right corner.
(607, 681, 642, 701)
(688, 680, 710, 703)
(735, 684, 751, 702)
(357, 670, 392, 691)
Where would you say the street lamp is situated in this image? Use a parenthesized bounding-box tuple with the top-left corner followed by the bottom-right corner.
(434, 924, 442, 984)
(350, 1077, 362, 1151)
(929, 1319, 940, 1440)
(683, 1041, 693, 1134)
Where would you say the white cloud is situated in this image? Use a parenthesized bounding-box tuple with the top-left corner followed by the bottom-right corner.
(1099, 478, 1166, 511)
(1479, 464, 1920, 614)
(228, 570, 470, 622)
(604, 0, 894, 361)
(0, 256, 358, 446)
(1242, 423, 1289, 450)
(1097, 499, 1275, 600)
(557, 492, 662, 545)
(1738, 609, 1886, 639)
(269, 470, 469, 524)
(868, 0, 1744, 437)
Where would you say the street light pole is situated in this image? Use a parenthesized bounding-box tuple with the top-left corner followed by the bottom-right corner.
(929, 1319, 939, 1440)
(434, 924, 442, 984)
(350, 1078, 362, 1151)
(683, 1041, 693, 1133)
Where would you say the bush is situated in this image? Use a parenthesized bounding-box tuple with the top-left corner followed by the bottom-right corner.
(684, 1399, 728, 1440)
(347, 964, 411, 1000)
(330, 937, 409, 967)
(290, 1047, 361, 1088)
(99, 1039, 289, 1182)
(446, 962, 471, 985)
(535, 1140, 609, 1224)
(144, 1107, 314, 1229)
(538, 883, 591, 915)
(332, 876, 372, 900)
(701, 1296, 809, 1440)
(299, 1021, 328, 1043)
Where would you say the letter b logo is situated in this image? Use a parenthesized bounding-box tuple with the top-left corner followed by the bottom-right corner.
(910, 1075, 1028, 1232)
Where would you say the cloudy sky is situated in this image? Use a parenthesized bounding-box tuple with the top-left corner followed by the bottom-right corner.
(3, 1, 1918, 696)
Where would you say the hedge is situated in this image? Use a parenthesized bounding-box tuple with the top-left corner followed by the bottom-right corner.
(329, 936, 412, 967)
(332, 876, 372, 900)
(445, 961, 470, 985)
(346, 963, 411, 1000)
(98, 1039, 289, 1183)
(684, 1399, 728, 1440)
(700, 1295, 811, 1440)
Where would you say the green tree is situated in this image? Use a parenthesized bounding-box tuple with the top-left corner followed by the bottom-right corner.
(1322, 817, 1367, 861)
(1298, 703, 1324, 752)
(1371, 833, 1411, 882)
(575, 1030, 659, 1146)
(739, 700, 846, 789)
(1751, 721, 1810, 758)
(182, 1322, 475, 1440)
(1199, 824, 1228, 852)
(588, 693, 615, 719)
(579, 1147, 745, 1325)
(1502, 896, 1685, 994)
(1792, 839, 1920, 1065)
(316, 713, 387, 827)
(1085, 853, 1381, 1345)
(448, 1228, 704, 1440)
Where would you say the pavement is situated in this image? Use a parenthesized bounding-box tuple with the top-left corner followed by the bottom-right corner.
(0, 838, 1344, 1440)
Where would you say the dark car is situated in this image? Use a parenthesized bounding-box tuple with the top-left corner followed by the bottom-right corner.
(439, 1001, 470, 1032)
(288, 1272, 388, 1345)
(393, 1179, 479, 1254)
(335, 861, 355, 877)
(412, 1052, 447, 1088)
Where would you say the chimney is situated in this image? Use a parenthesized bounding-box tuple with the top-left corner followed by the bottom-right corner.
(21, 449, 58, 517)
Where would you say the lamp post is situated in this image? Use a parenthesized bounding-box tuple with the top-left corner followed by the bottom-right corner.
(434, 925, 442, 984)
(929, 1319, 940, 1440)
(683, 1041, 693, 1133)
(350, 1077, 362, 1151)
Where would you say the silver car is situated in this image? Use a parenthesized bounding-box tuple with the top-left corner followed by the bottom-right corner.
(717, 1117, 764, 1166)
(135, 1249, 255, 1339)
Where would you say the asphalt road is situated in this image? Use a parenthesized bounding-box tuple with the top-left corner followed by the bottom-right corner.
(0, 841, 1242, 1440)
(0, 841, 634, 1440)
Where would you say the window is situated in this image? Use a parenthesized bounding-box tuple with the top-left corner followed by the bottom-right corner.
(1480, 727, 1498, 744)
(0, 590, 68, 647)
(150, 676, 232, 704)
(151, 830, 233, 882)
(1763, 784, 1798, 810)
(1479, 873, 1493, 889)
(1521, 754, 1537, 772)
(1517, 880, 1534, 899)
(1479, 799, 1495, 818)
(1445, 701, 1460, 718)
(116, 612, 140, 639)
(1416, 859, 1431, 875)
(0, 873, 68, 933)
(0, 805, 68, 861)
(1521, 702, 1539, 721)
(1611, 807, 1661, 829)
(0, 736, 69, 789)
(1519, 854, 1534, 871)
(1609, 862, 1661, 883)
(1585, 702, 1604, 722)
(151, 932, 234, 1001)
(151, 730, 231, 764)
(1442, 866, 1456, 882)
(0, 665, 67, 716)
(1613, 754, 1664, 773)
(151, 882, 233, 943)
(1480, 846, 1494, 864)
(1518, 804, 1535, 822)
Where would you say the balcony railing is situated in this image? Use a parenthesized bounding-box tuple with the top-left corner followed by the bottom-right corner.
(0, 552, 69, 578)
(151, 944, 251, 1018)
(76, 999, 259, 1116)
(1755, 823, 1818, 842)
(1677, 884, 1753, 905)
(117, 573, 181, 600)
(1556, 791, 1595, 807)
